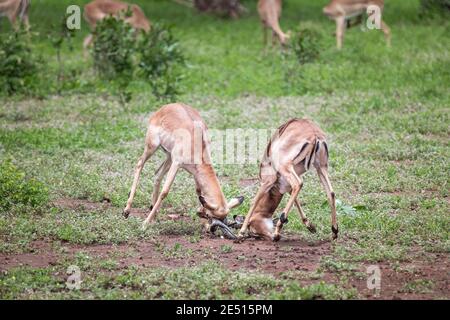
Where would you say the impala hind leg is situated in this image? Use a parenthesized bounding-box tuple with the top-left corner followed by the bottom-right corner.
(142, 162, 179, 230)
(123, 141, 158, 218)
(294, 198, 316, 233)
(150, 156, 172, 210)
(336, 16, 346, 49)
(316, 165, 338, 239)
(273, 166, 302, 241)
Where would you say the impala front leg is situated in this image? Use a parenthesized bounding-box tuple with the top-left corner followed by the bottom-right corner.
(273, 167, 302, 241)
(123, 145, 155, 218)
(142, 163, 179, 230)
(336, 16, 346, 50)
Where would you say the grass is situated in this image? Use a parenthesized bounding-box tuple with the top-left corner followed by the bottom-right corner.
(0, 261, 357, 299)
(0, 0, 449, 299)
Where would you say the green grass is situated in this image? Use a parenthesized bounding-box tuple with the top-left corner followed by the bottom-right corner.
(0, 261, 357, 299)
(0, 0, 449, 299)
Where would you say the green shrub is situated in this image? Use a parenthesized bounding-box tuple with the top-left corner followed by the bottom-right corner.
(137, 24, 185, 100)
(0, 30, 45, 96)
(92, 14, 135, 79)
(0, 160, 48, 213)
(289, 27, 321, 65)
(91, 15, 185, 101)
(49, 14, 76, 93)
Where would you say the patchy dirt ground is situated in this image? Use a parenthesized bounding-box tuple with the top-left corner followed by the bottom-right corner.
(1, 199, 448, 300)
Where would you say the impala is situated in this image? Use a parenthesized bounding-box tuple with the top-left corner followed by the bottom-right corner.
(123, 103, 244, 238)
(0, 0, 30, 30)
(257, 0, 289, 48)
(83, 0, 151, 52)
(238, 118, 338, 241)
(323, 0, 391, 49)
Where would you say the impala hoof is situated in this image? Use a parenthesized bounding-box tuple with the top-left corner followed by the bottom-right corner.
(123, 209, 130, 219)
(272, 234, 281, 242)
(307, 223, 317, 234)
(332, 225, 339, 240)
(235, 233, 246, 243)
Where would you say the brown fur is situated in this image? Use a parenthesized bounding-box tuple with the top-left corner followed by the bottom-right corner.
(257, 0, 289, 48)
(83, 0, 151, 53)
(123, 103, 243, 230)
(0, 0, 30, 30)
(240, 119, 338, 241)
(323, 0, 390, 49)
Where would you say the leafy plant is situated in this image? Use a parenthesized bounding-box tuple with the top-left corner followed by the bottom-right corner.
(92, 13, 135, 79)
(136, 23, 185, 101)
(0, 29, 45, 96)
(0, 160, 48, 213)
(49, 14, 76, 92)
(91, 15, 185, 102)
(289, 27, 321, 65)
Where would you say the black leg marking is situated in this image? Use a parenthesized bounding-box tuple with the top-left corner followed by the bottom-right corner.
(332, 225, 339, 239)
(280, 212, 288, 224)
(323, 142, 329, 158)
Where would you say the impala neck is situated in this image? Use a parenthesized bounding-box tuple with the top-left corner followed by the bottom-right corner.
(254, 185, 284, 217)
(195, 164, 227, 208)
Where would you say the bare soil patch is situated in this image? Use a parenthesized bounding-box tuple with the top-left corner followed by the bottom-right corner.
(1, 198, 448, 300)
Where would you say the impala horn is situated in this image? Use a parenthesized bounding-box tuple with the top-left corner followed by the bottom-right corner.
(209, 218, 237, 240)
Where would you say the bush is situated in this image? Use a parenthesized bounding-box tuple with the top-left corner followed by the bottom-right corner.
(0, 30, 45, 96)
(282, 27, 322, 95)
(137, 24, 185, 100)
(91, 15, 185, 101)
(0, 160, 48, 213)
(92, 14, 136, 79)
(289, 27, 321, 65)
(49, 14, 76, 93)
(420, 0, 450, 18)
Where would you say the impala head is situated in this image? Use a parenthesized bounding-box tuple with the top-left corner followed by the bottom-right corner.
(197, 195, 244, 239)
(198, 195, 244, 221)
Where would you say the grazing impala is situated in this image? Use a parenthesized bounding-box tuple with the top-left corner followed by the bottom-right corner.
(238, 119, 338, 241)
(123, 103, 244, 237)
(257, 0, 289, 48)
(83, 0, 151, 52)
(0, 0, 30, 30)
(323, 0, 391, 49)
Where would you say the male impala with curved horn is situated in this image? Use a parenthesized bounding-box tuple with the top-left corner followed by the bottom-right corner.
(323, 0, 391, 49)
(123, 103, 244, 238)
(238, 119, 338, 241)
(0, 0, 30, 30)
(83, 0, 151, 52)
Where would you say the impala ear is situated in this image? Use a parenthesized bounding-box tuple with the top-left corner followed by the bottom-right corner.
(199, 196, 218, 211)
(227, 196, 244, 210)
